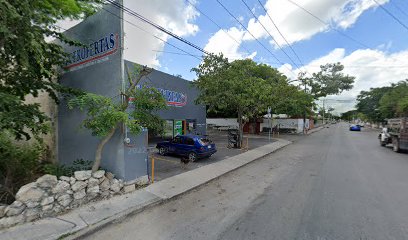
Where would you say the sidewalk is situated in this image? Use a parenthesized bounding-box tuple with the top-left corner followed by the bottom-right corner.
(0, 139, 292, 240)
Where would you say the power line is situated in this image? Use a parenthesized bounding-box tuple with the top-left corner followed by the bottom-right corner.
(307, 65, 408, 68)
(241, 0, 300, 70)
(286, 0, 371, 49)
(255, 0, 307, 71)
(152, 49, 202, 57)
(216, 0, 294, 73)
(372, 0, 408, 32)
(152, 49, 247, 61)
(101, 7, 202, 61)
(106, 0, 210, 55)
(185, 0, 254, 57)
(389, 1, 408, 19)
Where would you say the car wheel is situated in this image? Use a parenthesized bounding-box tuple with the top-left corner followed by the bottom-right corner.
(159, 147, 167, 156)
(188, 152, 197, 162)
(392, 138, 400, 153)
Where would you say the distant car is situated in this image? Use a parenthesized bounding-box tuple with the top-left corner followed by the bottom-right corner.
(156, 135, 217, 162)
(349, 125, 361, 131)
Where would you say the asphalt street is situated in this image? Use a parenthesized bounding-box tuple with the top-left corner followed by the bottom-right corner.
(148, 131, 276, 181)
(82, 123, 408, 240)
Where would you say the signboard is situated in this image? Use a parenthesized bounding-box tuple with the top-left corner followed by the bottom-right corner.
(157, 88, 187, 107)
(64, 33, 119, 71)
(134, 84, 187, 107)
(174, 120, 183, 136)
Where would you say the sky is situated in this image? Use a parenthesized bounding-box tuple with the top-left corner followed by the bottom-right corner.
(61, 0, 408, 114)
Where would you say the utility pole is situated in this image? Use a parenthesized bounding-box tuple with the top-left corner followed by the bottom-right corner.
(322, 99, 325, 125)
(303, 78, 307, 134)
(268, 107, 271, 141)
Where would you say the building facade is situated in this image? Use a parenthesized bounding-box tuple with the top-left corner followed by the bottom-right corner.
(57, 1, 205, 182)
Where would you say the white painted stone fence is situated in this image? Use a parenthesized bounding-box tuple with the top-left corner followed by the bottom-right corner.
(0, 171, 148, 229)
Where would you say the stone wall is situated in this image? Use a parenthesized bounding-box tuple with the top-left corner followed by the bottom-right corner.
(0, 171, 149, 229)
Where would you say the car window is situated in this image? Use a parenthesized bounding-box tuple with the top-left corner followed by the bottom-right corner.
(185, 138, 195, 145)
(198, 138, 211, 146)
(173, 137, 183, 144)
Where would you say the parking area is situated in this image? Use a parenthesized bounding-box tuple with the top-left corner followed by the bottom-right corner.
(147, 130, 277, 181)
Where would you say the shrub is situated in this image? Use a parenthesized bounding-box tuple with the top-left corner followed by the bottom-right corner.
(0, 132, 45, 204)
(43, 159, 94, 178)
(42, 163, 73, 178)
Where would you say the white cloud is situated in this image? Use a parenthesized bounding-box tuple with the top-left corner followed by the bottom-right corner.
(204, 27, 257, 60)
(244, 0, 389, 47)
(288, 47, 408, 113)
(123, 0, 199, 67)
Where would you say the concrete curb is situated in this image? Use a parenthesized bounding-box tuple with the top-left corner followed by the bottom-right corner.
(0, 139, 291, 240)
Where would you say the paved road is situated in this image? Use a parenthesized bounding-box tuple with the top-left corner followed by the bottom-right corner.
(148, 132, 275, 181)
(82, 123, 408, 240)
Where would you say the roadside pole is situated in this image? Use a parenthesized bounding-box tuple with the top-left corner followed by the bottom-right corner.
(268, 107, 271, 141)
(303, 79, 307, 134)
(322, 99, 325, 125)
(151, 157, 155, 183)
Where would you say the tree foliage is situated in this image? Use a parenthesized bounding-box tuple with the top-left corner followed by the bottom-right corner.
(355, 86, 391, 123)
(68, 67, 167, 171)
(299, 63, 355, 99)
(351, 80, 408, 123)
(0, 131, 45, 204)
(192, 54, 313, 144)
(340, 110, 358, 121)
(0, 0, 102, 139)
(379, 80, 408, 118)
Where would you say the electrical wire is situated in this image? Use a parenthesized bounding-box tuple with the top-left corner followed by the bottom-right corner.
(372, 0, 408, 31)
(286, 0, 371, 49)
(106, 0, 209, 55)
(101, 7, 202, 61)
(255, 0, 308, 72)
(216, 0, 295, 74)
(152, 50, 203, 57)
(241, 0, 300, 70)
(185, 0, 254, 57)
(389, 1, 408, 19)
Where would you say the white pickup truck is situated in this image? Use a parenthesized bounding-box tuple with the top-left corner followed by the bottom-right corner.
(379, 118, 408, 152)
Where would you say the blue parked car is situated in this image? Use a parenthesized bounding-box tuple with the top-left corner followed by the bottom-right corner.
(156, 135, 217, 162)
(349, 124, 361, 131)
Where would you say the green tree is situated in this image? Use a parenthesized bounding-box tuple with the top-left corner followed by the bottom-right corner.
(379, 80, 408, 118)
(68, 67, 167, 172)
(192, 54, 312, 145)
(356, 86, 391, 123)
(341, 110, 358, 121)
(0, 0, 102, 139)
(297, 63, 354, 130)
(300, 63, 355, 99)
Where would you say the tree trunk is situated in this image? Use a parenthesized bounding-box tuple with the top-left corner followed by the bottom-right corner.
(92, 127, 117, 172)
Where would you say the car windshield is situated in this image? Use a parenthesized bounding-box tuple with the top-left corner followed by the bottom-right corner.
(198, 138, 211, 146)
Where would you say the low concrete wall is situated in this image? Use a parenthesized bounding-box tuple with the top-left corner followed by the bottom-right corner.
(260, 118, 310, 133)
(207, 118, 238, 128)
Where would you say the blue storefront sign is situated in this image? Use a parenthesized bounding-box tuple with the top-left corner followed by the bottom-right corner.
(133, 84, 187, 107)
